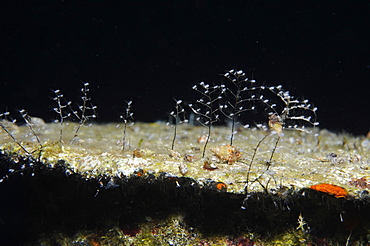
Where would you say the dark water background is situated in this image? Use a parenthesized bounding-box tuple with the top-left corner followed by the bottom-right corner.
(1, 1, 369, 135)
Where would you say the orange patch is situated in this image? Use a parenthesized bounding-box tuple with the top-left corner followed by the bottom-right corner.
(134, 169, 145, 177)
(215, 182, 227, 191)
(309, 183, 347, 198)
(91, 241, 100, 246)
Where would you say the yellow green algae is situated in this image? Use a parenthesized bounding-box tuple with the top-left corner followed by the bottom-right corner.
(37, 214, 263, 246)
(34, 212, 315, 246)
(1, 120, 369, 196)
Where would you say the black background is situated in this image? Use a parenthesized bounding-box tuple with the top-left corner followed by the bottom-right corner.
(1, 1, 369, 135)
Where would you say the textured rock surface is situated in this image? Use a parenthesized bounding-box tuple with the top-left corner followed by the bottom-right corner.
(1, 122, 369, 195)
(1, 122, 370, 245)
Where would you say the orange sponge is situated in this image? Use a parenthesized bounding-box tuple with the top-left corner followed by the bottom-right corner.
(309, 183, 347, 198)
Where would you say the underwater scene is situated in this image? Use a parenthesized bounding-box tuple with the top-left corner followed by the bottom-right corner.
(1, 70, 370, 245)
(1, 1, 369, 245)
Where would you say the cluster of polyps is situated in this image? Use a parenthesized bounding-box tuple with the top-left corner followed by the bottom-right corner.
(259, 84, 319, 134)
(188, 69, 319, 153)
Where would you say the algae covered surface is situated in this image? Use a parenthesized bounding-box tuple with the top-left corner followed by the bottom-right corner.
(1, 121, 369, 196)
(1, 120, 370, 245)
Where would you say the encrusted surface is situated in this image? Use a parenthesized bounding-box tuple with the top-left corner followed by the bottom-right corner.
(1, 121, 370, 245)
(1, 121, 369, 196)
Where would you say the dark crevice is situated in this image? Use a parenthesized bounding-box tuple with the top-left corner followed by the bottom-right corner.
(0, 152, 369, 244)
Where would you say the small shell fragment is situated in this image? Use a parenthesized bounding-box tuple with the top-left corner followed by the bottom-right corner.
(184, 154, 197, 162)
(197, 135, 207, 144)
(203, 161, 218, 171)
(169, 149, 181, 159)
(178, 162, 188, 175)
(133, 148, 154, 158)
(210, 144, 242, 164)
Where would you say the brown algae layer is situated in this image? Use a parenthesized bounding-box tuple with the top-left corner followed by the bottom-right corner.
(1, 121, 369, 196)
